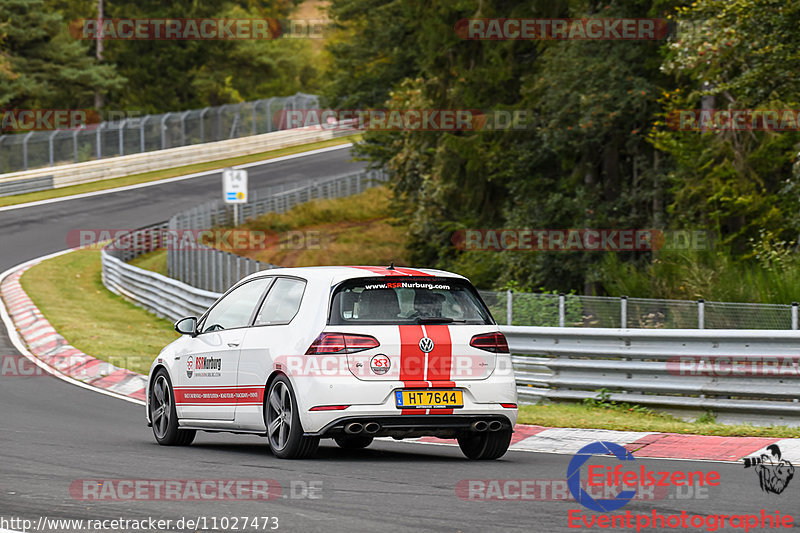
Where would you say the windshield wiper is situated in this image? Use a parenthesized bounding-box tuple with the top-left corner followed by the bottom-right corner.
(413, 317, 464, 324)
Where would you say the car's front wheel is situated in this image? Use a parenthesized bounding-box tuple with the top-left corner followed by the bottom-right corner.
(265, 375, 319, 459)
(457, 427, 512, 460)
(150, 370, 196, 446)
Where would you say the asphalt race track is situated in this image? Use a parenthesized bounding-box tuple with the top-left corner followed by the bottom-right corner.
(0, 146, 794, 532)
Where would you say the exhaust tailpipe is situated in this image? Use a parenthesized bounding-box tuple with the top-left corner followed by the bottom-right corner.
(364, 422, 381, 434)
(344, 422, 364, 434)
(470, 420, 489, 432)
(488, 421, 503, 432)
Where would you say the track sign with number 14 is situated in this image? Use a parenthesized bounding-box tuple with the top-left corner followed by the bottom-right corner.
(223, 169, 248, 204)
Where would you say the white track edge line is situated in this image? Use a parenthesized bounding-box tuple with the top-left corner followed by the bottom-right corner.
(0, 249, 146, 406)
(0, 143, 353, 213)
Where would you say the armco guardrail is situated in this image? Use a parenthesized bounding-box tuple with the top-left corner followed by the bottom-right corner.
(506, 326, 800, 422)
(0, 123, 354, 196)
(102, 254, 220, 323)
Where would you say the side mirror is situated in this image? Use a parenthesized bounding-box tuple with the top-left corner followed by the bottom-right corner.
(174, 317, 198, 336)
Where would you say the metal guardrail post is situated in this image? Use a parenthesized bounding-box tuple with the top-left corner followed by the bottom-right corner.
(621, 295, 627, 329)
(161, 113, 170, 150)
(72, 128, 80, 162)
(793, 302, 798, 330)
(118, 119, 127, 156)
(22, 131, 34, 170)
(199, 107, 210, 143)
(506, 290, 513, 325)
(48, 130, 58, 167)
(698, 299, 705, 329)
(558, 293, 565, 327)
(140, 115, 148, 153)
(266, 98, 274, 133)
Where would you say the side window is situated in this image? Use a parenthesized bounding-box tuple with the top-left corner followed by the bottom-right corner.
(255, 278, 306, 326)
(200, 277, 272, 333)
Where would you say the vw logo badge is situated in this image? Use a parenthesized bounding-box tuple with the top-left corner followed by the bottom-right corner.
(419, 337, 434, 353)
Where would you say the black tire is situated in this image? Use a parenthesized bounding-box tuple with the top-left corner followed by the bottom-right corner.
(150, 369, 196, 446)
(265, 375, 319, 459)
(457, 428, 512, 460)
(334, 435, 374, 450)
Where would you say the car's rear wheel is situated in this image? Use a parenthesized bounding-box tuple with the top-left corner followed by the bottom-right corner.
(150, 370, 196, 446)
(457, 428, 512, 460)
(265, 375, 319, 459)
(334, 435, 374, 449)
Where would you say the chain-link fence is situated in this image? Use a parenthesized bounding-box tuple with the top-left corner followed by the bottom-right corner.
(479, 291, 799, 329)
(105, 169, 388, 294)
(0, 93, 319, 173)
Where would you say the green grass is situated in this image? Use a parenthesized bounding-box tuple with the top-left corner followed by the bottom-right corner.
(20, 249, 178, 375)
(128, 187, 410, 274)
(518, 402, 800, 438)
(129, 249, 168, 276)
(231, 186, 409, 267)
(0, 134, 361, 208)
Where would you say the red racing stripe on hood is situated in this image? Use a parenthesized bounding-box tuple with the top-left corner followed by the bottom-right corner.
(399, 325, 426, 415)
(424, 325, 453, 384)
(424, 325, 455, 414)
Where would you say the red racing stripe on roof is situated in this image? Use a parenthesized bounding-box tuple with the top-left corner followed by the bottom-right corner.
(394, 267, 433, 277)
(346, 266, 409, 276)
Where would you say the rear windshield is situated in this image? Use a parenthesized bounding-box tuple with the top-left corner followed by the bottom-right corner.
(329, 277, 494, 325)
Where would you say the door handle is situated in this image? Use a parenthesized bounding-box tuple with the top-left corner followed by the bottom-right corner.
(227, 342, 240, 347)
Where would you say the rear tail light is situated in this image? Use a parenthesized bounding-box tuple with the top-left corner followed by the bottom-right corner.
(309, 405, 350, 411)
(305, 333, 380, 355)
(470, 332, 510, 353)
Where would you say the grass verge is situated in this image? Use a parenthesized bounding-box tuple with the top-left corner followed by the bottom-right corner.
(230, 185, 408, 266)
(19, 249, 178, 375)
(518, 402, 800, 438)
(0, 134, 360, 209)
(129, 186, 409, 271)
(129, 249, 168, 277)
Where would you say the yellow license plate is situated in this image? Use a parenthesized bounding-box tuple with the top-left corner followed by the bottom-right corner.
(395, 389, 463, 409)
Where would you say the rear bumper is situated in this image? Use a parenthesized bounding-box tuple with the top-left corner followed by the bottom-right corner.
(307, 413, 515, 439)
(295, 370, 519, 434)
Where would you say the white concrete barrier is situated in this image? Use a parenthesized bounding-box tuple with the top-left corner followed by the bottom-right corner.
(0, 125, 356, 191)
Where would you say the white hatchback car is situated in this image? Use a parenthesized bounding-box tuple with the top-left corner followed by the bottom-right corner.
(146, 265, 518, 459)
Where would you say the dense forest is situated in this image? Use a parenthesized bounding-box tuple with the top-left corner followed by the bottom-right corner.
(3, 0, 800, 301)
